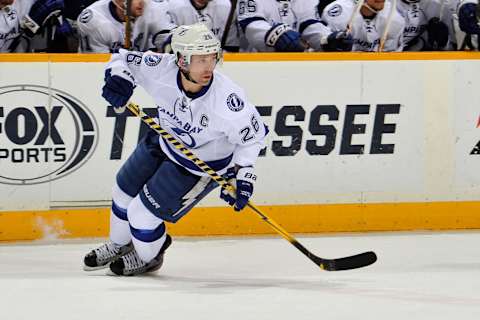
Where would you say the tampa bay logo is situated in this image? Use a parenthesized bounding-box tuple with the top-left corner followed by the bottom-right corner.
(0, 85, 98, 185)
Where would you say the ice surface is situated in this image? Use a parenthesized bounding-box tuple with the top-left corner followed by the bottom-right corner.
(1, 231, 480, 320)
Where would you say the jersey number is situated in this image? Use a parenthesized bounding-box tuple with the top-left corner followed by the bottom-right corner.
(240, 115, 260, 143)
(239, 0, 257, 15)
(240, 127, 254, 143)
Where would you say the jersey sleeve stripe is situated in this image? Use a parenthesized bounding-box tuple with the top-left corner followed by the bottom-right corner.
(299, 19, 326, 34)
(238, 16, 267, 32)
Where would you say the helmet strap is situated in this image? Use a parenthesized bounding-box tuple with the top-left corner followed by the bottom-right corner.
(177, 54, 201, 85)
(181, 68, 200, 85)
(362, 3, 380, 14)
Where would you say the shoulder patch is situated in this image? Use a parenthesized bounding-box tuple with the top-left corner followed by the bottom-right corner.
(79, 9, 93, 24)
(327, 4, 342, 17)
(126, 52, 143, 65)
(226, 93, 244, 112)
(144, 54, 162, 66)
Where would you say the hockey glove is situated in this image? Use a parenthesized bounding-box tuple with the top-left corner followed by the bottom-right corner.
(220, 166, 256, 212)
(322, 31, 353, 52)
(21, 0, 64, 36)
(56, 18, 74, 37)
(102, 69, 134, 111)
(426, 17, 449, 49)
(458, 3, 480, 34)
(265, 23, 306, 52)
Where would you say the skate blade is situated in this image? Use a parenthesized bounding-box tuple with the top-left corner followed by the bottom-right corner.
(105, 269, 119, 276)
(83, 263, 110, 272)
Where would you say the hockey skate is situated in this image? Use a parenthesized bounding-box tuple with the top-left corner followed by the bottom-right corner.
(83, 241, 134, 271)
(109, 234, 172, 276)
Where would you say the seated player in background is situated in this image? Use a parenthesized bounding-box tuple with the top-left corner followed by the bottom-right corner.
(49, 0, 99, 52)
(0, 0, 64, 52)
(322, 0, 405, 51)
(397, 0, 455, 51)
(167, 0, 239, 52)
(77, 0, 174, 52)
(454, 0, 480, 50)
(83, 23, 268, 276)
(237, 0, 353, 52)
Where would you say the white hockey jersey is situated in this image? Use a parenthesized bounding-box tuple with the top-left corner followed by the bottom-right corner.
(237, 0, 332, 51)
(0, 0, 35, 52)
(397, 0, 429, 49)
(167, 0, 239, 49)
(322, 0, 405, 51)
(397, 0, 457, 50)
(77, 0, 175, 52)
(106, 50, 267, 176)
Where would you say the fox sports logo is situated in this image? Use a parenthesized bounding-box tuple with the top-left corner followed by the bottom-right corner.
(0, 85, 99, 185)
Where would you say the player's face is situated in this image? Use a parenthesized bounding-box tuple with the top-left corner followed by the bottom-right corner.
(192, 0, 211, 8)
(188, 53, 217, 86)
(365, 0, 385, 10)
(130, 0, 145, 17)
(0, 0, 15, 8)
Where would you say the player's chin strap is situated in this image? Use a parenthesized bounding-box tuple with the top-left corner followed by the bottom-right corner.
(176, 54, 200, 85)
(121, 101, 377, 272)
(111, 0, 136, 22)
(180, 67, 200, 85)
(362, 3, 380, 15)
(176, 52, 222, 85)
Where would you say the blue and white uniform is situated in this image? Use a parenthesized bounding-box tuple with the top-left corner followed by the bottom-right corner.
(0, 0, 35, 52)
(397, 0, 457, 50)
(237, 0, 332, 51)
(77, 0, 175, 52)
(104, 48, 267, 265)
(108, 50, 266, 176)
(167, 0, 239, 50)
(322, 0, 405, 51)
(452, 0, 479, 49)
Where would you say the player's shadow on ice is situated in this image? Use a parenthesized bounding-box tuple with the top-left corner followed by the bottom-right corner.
(109, 274, 349, 294)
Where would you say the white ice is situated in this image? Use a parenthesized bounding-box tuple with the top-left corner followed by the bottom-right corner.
(1, 231, 480, 320)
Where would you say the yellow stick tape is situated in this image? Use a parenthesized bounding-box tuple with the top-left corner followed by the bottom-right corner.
(1, 201, 480, 241)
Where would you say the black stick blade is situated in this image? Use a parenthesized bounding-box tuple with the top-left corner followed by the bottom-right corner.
(315, 251, 377, 271)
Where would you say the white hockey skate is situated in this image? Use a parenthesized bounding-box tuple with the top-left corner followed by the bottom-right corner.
(83, 242, 134, 271)
(109, 235, 172, 276)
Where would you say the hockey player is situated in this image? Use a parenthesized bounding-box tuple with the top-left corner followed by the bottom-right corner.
(83, 23, 267, 276)
(0, 0, 64, 52)
(397, 0, 453, 51)
(455, 0, 479, 49)
(167, 0, 239, 52)
(237, 0, 353, 52)
(322, 0, 405, 51)
(77, 0, 175, 52)
(49, 0, 99, 53)
(0, 0, 31, 52)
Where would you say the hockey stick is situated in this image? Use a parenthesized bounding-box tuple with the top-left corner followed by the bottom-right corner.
(123, 102, 377, 271)
(438, 0, 445, 20)
(347, 0, 364, 34)
(379, 0, 397, 52)
(124, 0, 132, 49)
(460, 34, 471, 50)
(220, 0, 238, 48)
